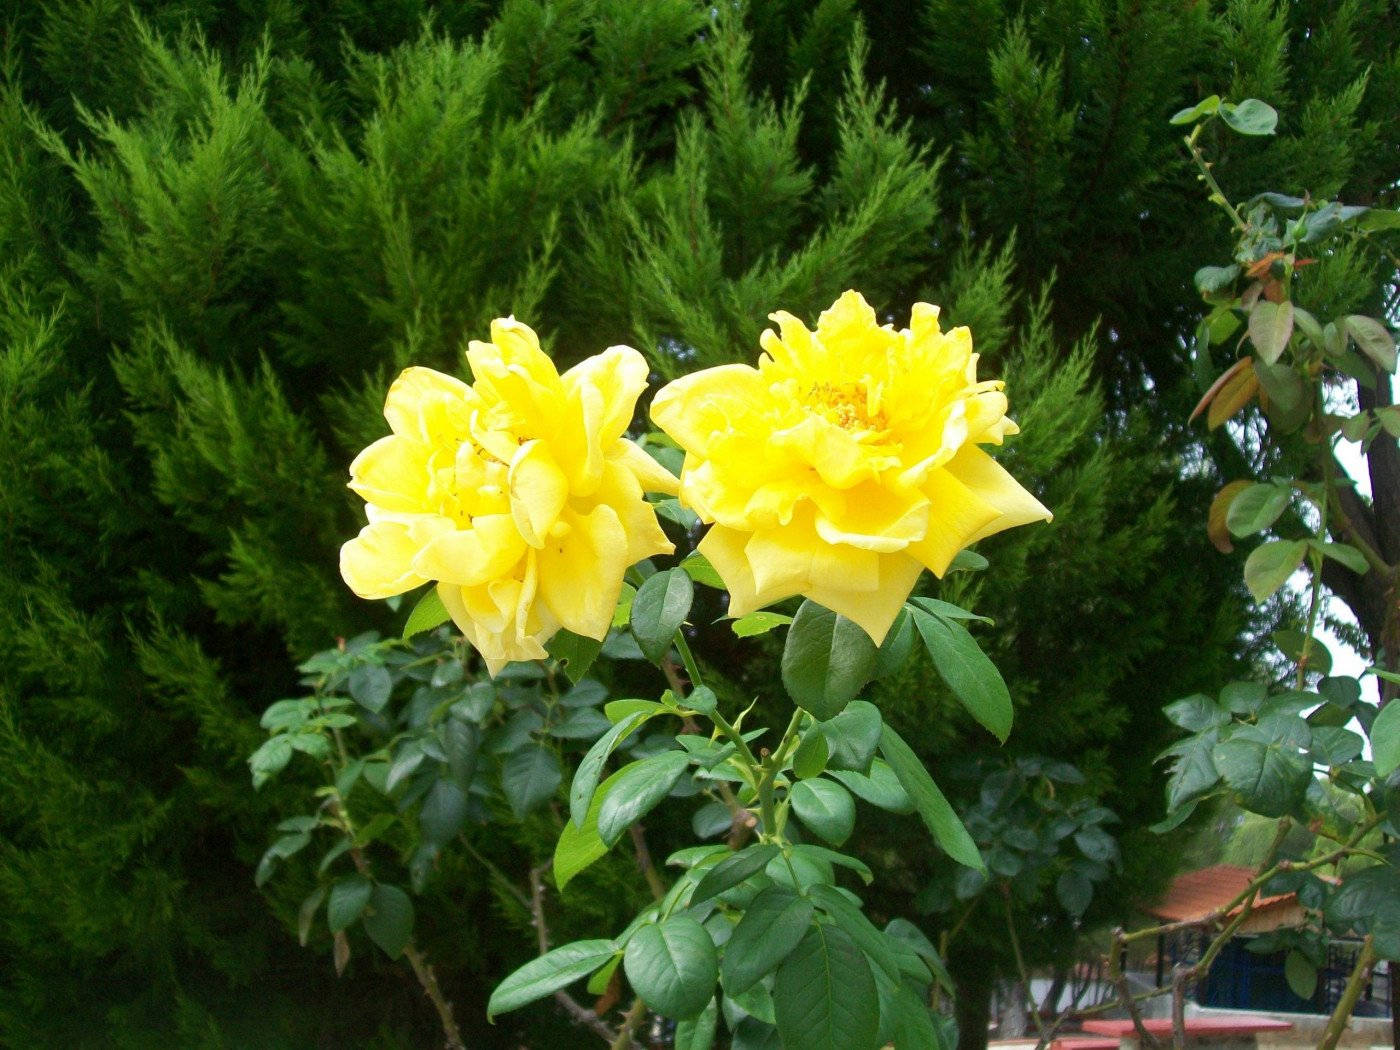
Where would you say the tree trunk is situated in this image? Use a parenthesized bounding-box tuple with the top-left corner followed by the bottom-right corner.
(952, 954, 997, 1050)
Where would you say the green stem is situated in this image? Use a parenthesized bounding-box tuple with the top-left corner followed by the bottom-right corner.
(1185, 125, 1248, 233)
(673, 631, 705, 693)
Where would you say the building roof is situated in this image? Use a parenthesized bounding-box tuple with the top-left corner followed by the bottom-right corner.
(1145, 864, 1294, 923)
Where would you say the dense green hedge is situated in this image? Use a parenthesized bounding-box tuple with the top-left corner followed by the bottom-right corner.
(0, 1, 1393, 1045)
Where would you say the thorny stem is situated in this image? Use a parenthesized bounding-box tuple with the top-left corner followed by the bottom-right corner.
(1297, 446, 1329, 689)
(660, 649, 749, 847)
(609, 998, 648, 1050)
(1110, 928, 1162, 1050)
(1185, 125, 1248, 233)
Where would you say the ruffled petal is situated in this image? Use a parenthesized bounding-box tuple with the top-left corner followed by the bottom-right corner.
(411, 514, 525, 586)
(944, 445, 1053, 543)
(340, 521, 431, 599)
(907, 469, 1000, 576)
(537, 504, 630, 639)
(509, 440, 569, 548)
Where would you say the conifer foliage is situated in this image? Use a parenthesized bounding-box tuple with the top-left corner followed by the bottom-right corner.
(0, 1, 1394, 1046)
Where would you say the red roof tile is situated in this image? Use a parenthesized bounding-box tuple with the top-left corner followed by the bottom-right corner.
(1144, 864, 1293, 923)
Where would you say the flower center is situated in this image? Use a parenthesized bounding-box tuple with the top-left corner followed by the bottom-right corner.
(808, 380, 887, 434)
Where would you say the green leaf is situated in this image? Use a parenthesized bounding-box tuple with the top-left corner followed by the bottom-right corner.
(1169, 94, 1220, 125)
(1243, 539, 1308, 602)
(1284, 950, 1316, 1000)
(328, 875, 373, 934)
(630, 568, 694, 663)
(362, 884, 414, 959)
(828, 761, 914, 813)
(878, 725, 983, 871)
(571, 711, 649, 826)
(791, 729, 829, 779)
(731, 611, 794, 638)
(680, 552, 726, 590)
(791, 845, 873, 883)
(884, 918, 951, 991)
(1164, 694, 1230, 732)
(597, 751, 691, 846)
(1226, 483, 1290, 537)
(1248, 300, 1293, 365)
(586, 952, 622, 996)
(1194, 264, 1240, 295)
(1220, 98, 1278, 135)
(691, 844, 781, 905)
(772, 922, 879, 1050)
(908, 597, 994, 624)
(1358, 208, 1400, 233)
(781, 601, 878, 720)
(1212, 725, 1312, 817)
(624, 916, 718, 1020)
(819, 700, 882, 772)
(674, 998, 719, 1050)
(249, 735, 294, 788)
(790, 779, 856, 845)
(403, 587, 450, 639)
(555, 766, 630, 890)
(297, 886, 326, 946)
(1346, 315, 1397, 373)
(721, 886, 815, 996)
(348, 664, 392, 713)
(1056, 869, 1093, 917)
(546, 630, 603, 684)
(487, 939, 618, 1018)
(947, 549, 989, 572)
(501, 745, 562, 819)
(419, 779, 468, 847)
(909, 607, 1011, 742)
(807, 884, 905, 985)
(1371, 699, 1400, 777)
(1309, 540, 1369, 576)
(1164, 729, 1221, 811)
(874, 608, 916, 678)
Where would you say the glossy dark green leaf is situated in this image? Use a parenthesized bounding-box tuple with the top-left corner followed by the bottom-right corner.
(571, 711, 649, 826)
(597, 750, 691, 846)
(790, 779, 855, 845)
(909, 607, 1011, 742)
(419, 779, 468, 847)
(631, 568, 694, 663)
(624, 916, 718, 1020)
(819, 701, 882, 772)
(348, 664, 392, 713)
(781, 601, 878, 720)
(1212, 725, 1311, 817)
(674, 997, 719, 1050)
(1164, 729, 1220, 811)
(501, 744, 562, 818)
(487, 939, 618, 1018)
(772, 922, 878, 1050)
(878, 725, 983, 871)
(692, 845, 781, 905)
(1164, 693, 1229, 732)
(555, 767, 628, 890)
(546, 629, 603, 684)
(327, 875, 373, 934)
(721, 886, 814, 996)
(362, 884, 414, 959)
(829, 761, 914, 813)
(792, 729, 829, 779)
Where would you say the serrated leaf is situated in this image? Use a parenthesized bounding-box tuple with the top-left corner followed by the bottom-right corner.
(828, 761, 913, 813)
(731, 611, 794, 638)
(879, 725, 983, 871)
(1248, 300, 1294, 365)
(546, 630, 603, 684)
(328, 875, 373, 934)
(680, 552, 726, 590)
(630, 568, 694, 662)
(487, 939, 618, 1018)
(1226, 483, 1290, 537)
(1213, 726, 1311, 817)
(597, 750, 691, 846)
(403, 587, 450, 639)
(348, 664, 392, 713)
(790, 779, 856, 845)
(1220, 98, 1278, 135)
(501, 745, 562, 819)
(909, 608, 1011, 742)
(362, 884, 414, 959)
(1346, 315, 1397, 373)
(692, 844, 781, 905)
(1243, 539, 1308, 602)
(555, 767, 628, 890)
(721, 886, 814, 996)
(772, 922, 878, 1050)
(1371, 699, 1400, 777)
(624, 916, 718, 1020)
(781, 602, 878, 720)
(1164, 693, 1230, 732)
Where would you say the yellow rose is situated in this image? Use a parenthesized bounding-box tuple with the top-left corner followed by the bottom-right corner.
(651, 290, 1051, 644)
(340, 319, 677, 675)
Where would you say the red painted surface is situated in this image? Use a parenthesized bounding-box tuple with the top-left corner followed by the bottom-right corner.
(1081, 1018, 1294, 1037)
(1050, 1037, 1119, 1050)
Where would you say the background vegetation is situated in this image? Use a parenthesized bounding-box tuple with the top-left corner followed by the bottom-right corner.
(0, 0, 1395, 1046)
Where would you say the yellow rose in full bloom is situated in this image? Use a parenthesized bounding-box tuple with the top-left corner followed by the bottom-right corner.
(651, 290, 1051, 645)
(340, 319, 677, 675)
